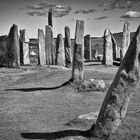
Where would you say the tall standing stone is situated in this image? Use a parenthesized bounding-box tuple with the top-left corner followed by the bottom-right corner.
(84, 34, 91, 61)
(90, 26, 140, 138)
(48, 8, 53, 27)
(56, 34, 65, 66)
(72, 20, 84, 84)
(102, 28, 113, 65)
(120, 21, 130, 62)
(111, 33, 118, 60)
(38, 29, 46, 65)
(7, 24, 20, 68)
(20, 29, 30, 65)
(64, 26, 72, 67)
(45, 25, 55, 65)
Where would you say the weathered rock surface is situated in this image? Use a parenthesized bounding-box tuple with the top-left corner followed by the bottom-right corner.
(7, 24, 20, 68)
(72, 20, 84, 84)
(45, 25, 55, 65)
(84, 34, 91, 61)
(64, 26, 72, 67)
(38, 29, 46, 65)
(56, 34, 65, 66)
(20, 29, 30, 65)
(120, 21, 130, 62)
(102, 28, 113, 65)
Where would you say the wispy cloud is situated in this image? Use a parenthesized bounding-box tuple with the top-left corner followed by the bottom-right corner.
(99, 0, 135, 10)
(26, 11, 47, 17)
(94, 16, 108, 20)
(26, 2, 72, 17)
(120, 11, 140, 19)
(74, 9, 97, 14)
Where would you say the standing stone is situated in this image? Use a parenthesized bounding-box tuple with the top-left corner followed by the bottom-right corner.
(120, 21, 130, 62)
(64, 26, 72, 67)
(111, 33, 118, 60)
(56, 34, 65, 66)
(38, 29, 46, 65)
(45, 25, 55, 65)
(7, 24, 20, 68)
(72, 20, 84, 84)
(92, 49, 98, 60)
(84, 34, 91, 61)
(20, 29, 30, 65)
(102, 28, 113, 65)
(48, 8, 53, 27)
(90, 26, 140, 138)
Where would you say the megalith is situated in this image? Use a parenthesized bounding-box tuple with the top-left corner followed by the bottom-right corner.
(84, 34, 91, 61)
(72, 20, 84, 84)
(20, 29, 30, 65)
(45, 25, 55, 65)
(7, 24, 20, 68)
(64, 26, 72, 67)
(90, 25, 140, 138)
(48, 8, 53, 27)
(38, 29, 46, 65)
(102, 28, 113, 65)
(111, 33, 119, 60)
(56, 34, 65, 66)
(120, 21, 130, 62)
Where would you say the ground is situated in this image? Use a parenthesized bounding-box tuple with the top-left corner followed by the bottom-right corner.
(0, 62, 140, 140)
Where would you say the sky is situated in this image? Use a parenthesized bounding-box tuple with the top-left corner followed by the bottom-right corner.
(0, 0, 140, 38)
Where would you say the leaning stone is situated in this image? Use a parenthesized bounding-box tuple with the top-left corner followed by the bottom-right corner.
(102, 28, 113, 65)
(120, 21, 130, 62)
(72, 20, 84, 84)
(91, 25, 140, 138)
(56, 34, 65, 66)
(64, 26, 72, 67)
(38, 29, 46, 65)
(84, 34, 91, 61)
(45, 25, 55, 65)
(7, 24, 20, 68)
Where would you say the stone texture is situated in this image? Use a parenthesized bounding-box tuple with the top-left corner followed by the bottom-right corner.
(91, 26, 140, 138)
(102, 28, 113, 65)
(45, 25, 55, 65)
(48, 8, 53, 27)
(56, 34, 65, 66)
(92, 49, 98, 60)
(64, 26, 72, 67)
(0, 35, 8, 66)
(78, 79, 106, 92)
(120, 21, 130, 62)
(72, 20, 84, 84)
(38, 29, 46, 65)
(7, 24, 20, 68)
(20, 29, 30, 65)
(111, 33, 119, 60)
(84, 34, 91, 61)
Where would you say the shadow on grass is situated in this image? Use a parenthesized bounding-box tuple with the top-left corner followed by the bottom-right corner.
(21, 129, 93, 139)
(7, 78, 73, 92)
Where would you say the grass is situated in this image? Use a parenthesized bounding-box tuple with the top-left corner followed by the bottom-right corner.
(0, 64, 140, 140)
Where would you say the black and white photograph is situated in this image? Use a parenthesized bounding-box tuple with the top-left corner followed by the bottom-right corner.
(0, 0, 140, 139)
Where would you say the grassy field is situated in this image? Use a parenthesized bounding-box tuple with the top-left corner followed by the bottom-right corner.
(0, 63, 140, 140)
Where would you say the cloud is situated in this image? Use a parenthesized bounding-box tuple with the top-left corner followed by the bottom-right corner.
(26, 11, 47, 17)
(26, 2, 72, 17)
(74, 9, 97, 14)
(120, 11, 140, 19)
(99, 0, 134, 10)
(94, 16, 108, 20)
